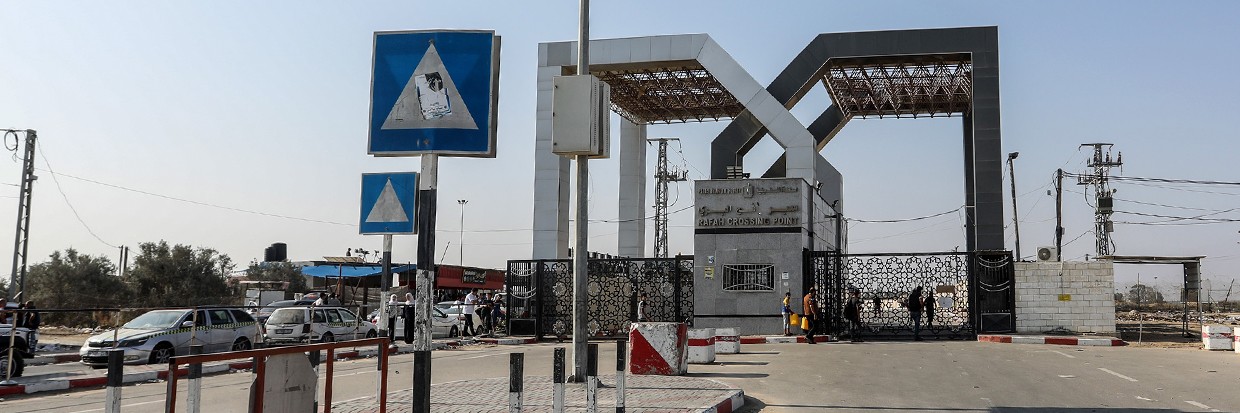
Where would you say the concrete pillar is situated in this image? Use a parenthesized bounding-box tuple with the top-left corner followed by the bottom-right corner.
(533, 61, 571, 259)
(617, 119, 647, 258)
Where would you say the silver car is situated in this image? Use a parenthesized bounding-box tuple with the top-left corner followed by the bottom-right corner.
(80, 308, 261, 367)
(264, 306, 377, 345)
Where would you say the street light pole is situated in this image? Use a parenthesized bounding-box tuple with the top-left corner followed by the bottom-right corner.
(572, 0, 591, 383)
(458, 199, 468, 266)
(1007, 152, 1021, 260)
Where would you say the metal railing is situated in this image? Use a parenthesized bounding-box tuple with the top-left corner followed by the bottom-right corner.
(164, 337, 390, 413)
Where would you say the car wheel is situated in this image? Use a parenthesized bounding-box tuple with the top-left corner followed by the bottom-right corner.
(149, 343, 174, 364)
(320, 333, 334, 343)
(232, 338, 252, 351)
(449, 325, 459, 338)
(0, 352, 24, 378)
(365, 329, 377, 339)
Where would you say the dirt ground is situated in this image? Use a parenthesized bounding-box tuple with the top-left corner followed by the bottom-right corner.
(30, 326, 95, 352)
(1115, 311, 1240, 349)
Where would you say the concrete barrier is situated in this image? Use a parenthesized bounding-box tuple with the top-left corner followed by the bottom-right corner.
(628, 322, 687, 375)
(687, 328, 716, 364)
(1234, 327, 1239, 354)
(714, 328, 740, 354)
(1203, 325, 1233, 351)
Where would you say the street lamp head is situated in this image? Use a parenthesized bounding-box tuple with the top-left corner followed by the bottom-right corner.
(458, 199, 467, 205)
(1008, 152, 1019, 160)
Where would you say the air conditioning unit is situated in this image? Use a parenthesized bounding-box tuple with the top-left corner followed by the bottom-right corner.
(1036, 246, 1058, 262)
(552, 75, 611, 159)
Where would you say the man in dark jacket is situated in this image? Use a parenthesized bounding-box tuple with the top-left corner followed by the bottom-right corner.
(844, 289, 863, 342)
(908, 287, 924, 341)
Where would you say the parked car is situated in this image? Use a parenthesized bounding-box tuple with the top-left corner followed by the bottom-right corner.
(367, 306, 460, 338)
(0, 302, 37, 377)
(255, 299, 315, 324)
(264, 306, 377, 345)
(79, 308, 261, 367)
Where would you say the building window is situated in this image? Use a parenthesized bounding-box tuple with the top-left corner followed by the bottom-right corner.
(722, 264, 775, 292)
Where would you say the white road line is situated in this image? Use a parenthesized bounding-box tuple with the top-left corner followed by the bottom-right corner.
(1098, 368, 1138, 382)
(1048, 350, 1076, 359)
(68, 399, 163, 413)
(1185, 400, 1217, 411)
(461, 353, 501, 360)
(332, 386, 413, 405)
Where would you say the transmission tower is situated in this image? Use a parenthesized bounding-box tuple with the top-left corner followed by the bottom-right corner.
(1076, 143, 1122, 257)
(648, 138, 687, 258)
(4, 129, 36, 300)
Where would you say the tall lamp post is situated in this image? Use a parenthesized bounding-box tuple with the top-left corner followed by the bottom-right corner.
(457, 199, 468, 266)
(1007, 152, 1021, 260)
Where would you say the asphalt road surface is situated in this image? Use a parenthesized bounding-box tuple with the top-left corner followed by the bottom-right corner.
(3, 341, 1239, 412)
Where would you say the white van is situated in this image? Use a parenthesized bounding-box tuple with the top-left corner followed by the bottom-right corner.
(264, 306, 377, 345)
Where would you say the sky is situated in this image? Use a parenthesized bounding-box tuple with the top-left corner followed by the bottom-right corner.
(2, 1, 1238, 299)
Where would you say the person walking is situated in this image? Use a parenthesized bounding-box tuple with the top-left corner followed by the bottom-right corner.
(386, 294, 399, 341)
(802, 288, 817, 344)
(21, 301, 39, 349)
(489, 295, 503, 336)
(923, 292, 936, 328)
(781, 292, 793, 336)
(908, 286, 924, 341)
(636, 293, 648, 322)
(845, 289, 863, 342)
(463, 289, 479, 336)
(478, 293, 494, 335)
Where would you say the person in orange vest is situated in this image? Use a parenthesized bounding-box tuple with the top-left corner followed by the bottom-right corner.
(802, 288, 817, 344)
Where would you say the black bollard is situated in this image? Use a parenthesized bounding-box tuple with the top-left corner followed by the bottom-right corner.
(553, 347, 565, 413)
(509, 352, 524, 411)
(105, 349, 123, 413)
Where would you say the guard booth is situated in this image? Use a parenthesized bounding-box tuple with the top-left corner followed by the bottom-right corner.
(1101, 255, 1204, 337)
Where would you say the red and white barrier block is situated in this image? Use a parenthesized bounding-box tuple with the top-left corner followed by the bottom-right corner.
(628, 322, 687, 375)
(1235, 327, 1239, 354)
(714, 328, 740, 354)
(1202, 325, 1233, 351)
(687, 328, 716, 364)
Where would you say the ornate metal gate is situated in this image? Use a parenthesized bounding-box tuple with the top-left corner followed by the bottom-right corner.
(505, 256, 693, 338)
(804, 250, 1015, 339)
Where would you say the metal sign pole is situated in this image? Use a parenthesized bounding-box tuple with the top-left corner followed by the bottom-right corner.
(379, 234, 393, 338)
(413, 154, 439, 412)
(571, 0, 591, 384)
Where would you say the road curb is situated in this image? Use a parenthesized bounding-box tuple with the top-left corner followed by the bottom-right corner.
(978, 334, 1127, 347)
(704, 390, 746, 413)
(740, 335, 828, 344)
(474, 336, 538, 345)
(27, 353, 81, 366)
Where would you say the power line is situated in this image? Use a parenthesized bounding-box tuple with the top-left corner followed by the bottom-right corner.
(847, 205, 965, 223)
(39, 151, 117, 248)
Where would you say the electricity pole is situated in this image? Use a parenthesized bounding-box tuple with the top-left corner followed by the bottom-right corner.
(572, 0, 591, 383)
(1007, 152, 1021, 260)
(457, 199, 468, 265)
(648, 138, 686, 258)
(5, 129, 36, 301)
(1055, 169, 1063, 262)
(1076, 143, 1122, 257)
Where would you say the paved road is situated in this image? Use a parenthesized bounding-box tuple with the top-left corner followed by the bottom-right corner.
(4, 341, 1239, 412)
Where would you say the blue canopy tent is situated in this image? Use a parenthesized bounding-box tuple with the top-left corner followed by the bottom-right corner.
(300, 264, 417, 278)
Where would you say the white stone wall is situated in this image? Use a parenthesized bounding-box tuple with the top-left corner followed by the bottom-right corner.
(1014, 261, 1116, 334)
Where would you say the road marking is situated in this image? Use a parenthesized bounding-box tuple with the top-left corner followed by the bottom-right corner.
(1048, 350, 1076, 359)
(1058, 375, 1075, 378)
(1136, 396, 1154, 401)
(333, 386, 413, 405)
(68, 399, 162, 413)
(1185, 400, 1218, 411)
(461, 353, 501, 360)
(1099, 368, 1138, 382)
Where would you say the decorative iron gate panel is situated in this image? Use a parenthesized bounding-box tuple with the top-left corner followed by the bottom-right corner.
(505, 256, 693, 338)
(804, 250, 1015, 339)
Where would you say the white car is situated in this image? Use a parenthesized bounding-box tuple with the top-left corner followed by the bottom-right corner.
(264, 306, 377, 345)
(373, 306, 461, 338)
(80, 308, 261, 367)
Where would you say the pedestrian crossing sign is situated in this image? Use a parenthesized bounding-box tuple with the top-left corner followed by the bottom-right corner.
(360, 172, 418, 234)
(368, 30, 500, 158)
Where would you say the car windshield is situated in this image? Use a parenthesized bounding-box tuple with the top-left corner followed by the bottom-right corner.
(267, 308, 305, 324)
(123, 311, 186, 329)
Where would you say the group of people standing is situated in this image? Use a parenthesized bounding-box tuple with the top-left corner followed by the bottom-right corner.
(461, 289, 502, 337)
(782, 286, 940, 343)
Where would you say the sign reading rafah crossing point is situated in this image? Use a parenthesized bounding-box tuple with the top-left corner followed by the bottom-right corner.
(360, 172, 418, 234)
(368, 30, 500, 157)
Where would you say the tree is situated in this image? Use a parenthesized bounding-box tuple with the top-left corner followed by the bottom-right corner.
(1114, 292, 1124, 302)
(26, 249, 128, 326)
(1127, 283, 1164, 304)
(244, 261, 307, 293)
(124, 241, 236, 307)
